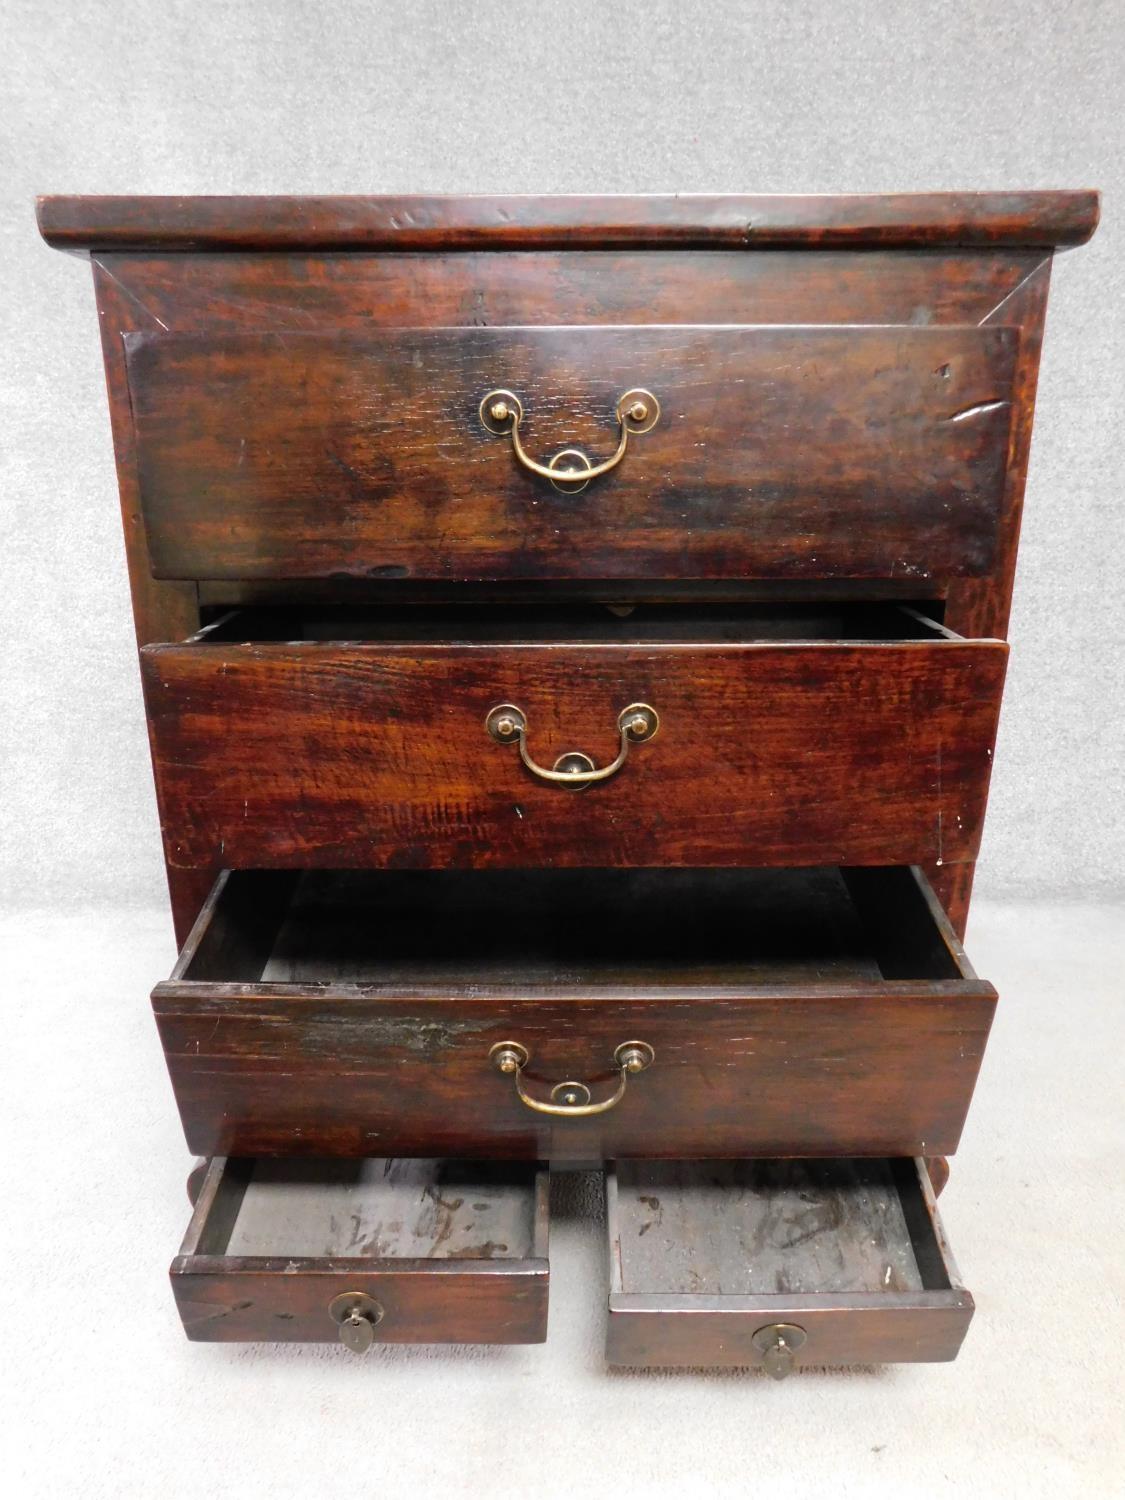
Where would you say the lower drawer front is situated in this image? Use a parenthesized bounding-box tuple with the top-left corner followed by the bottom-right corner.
(606, 1158, 972, 1371)
(154, 866, 995, 1162)
(172, 1157, 549, 1344)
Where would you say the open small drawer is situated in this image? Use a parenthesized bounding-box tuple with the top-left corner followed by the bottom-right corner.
(606, 1158, 971, 1373)
(172, 1157, 549, 1346)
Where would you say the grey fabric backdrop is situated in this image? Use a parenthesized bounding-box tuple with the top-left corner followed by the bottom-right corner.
(3, 0, 1122, 910)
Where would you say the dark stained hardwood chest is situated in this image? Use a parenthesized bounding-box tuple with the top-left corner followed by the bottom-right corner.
(39, 190, 1098, 1373)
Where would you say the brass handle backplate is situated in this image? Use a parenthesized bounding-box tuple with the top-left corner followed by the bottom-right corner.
(485, 702, 659, 790)
(489, 1040, 654, 1117)
(480, 387, 659, 492)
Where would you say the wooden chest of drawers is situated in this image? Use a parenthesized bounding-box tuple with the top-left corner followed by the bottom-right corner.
(40, 190, 1097, 1374)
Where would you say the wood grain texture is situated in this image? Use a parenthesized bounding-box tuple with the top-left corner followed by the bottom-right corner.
(928, 258, 1054, 936)
(90, 248, 1046, 332)
(40, 198, 1098, 948)
(172, 1157, 549, 1344)
(605, 1157, 973, 1368)
(36, 191, 1100, 252)
(125, 325, 1019, 582)
(89, 261, 209, 942)
(153, 987, 996, 1162)
(140, 632, 1007, 872)
(152, 868, 995, 1161)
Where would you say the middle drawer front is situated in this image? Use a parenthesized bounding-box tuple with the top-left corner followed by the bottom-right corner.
(141, 607, 1007, 873)
(153, 865, 997, 1163)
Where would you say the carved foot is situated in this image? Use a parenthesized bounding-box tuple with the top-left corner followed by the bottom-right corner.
(186, 1157, 208, 1205)
(924, 1155, 950, 1197)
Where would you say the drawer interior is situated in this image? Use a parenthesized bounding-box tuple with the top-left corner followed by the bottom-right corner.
(229, 1159, 539, 1259)
(174, 865, 975, 990)
(611, 1158, 949, 1298)
(172, 1156, 550, 1345)
(189, 600, 964, 646)
(195, 1157, 543, 1261)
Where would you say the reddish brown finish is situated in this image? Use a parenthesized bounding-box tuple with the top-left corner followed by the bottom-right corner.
(173, 1262, 549, 1343)
(92, 248, 1046, 335)
(39, 192, 1098, 1365)
(945, 258, 1054, 644)
(36, 191, 1100, 253)
(156, 985, 996, 1163)
(606, 1158, 973, 1369)
(40, 195, 1098, 945)
(125, 325, 1019, 583)
(88, 263, 208, 940)
(606, 1293, 973, 1368)
(925, 1156, 951, 1197)
(927, 862, 978, 941)
(172, 1157, 549, 1344)
(153, 867, 996, 1162)
(140, 627, 1007, 874)
(929, 254, 1055, 935)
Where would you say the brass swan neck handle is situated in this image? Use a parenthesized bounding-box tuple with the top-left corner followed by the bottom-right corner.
(479, 388, 659, 492)
(489, 1041, 655, 1117)
(485, 702, 659, 789)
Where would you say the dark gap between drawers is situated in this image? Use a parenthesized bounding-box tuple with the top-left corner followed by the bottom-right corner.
(175, 866, 967, 989)
(189, 600, 957, 647)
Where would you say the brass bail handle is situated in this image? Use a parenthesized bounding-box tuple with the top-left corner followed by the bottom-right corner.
(485, 702, 659, 789)
(490, 1040, 654, 1117)
(479, 387, 660, 493)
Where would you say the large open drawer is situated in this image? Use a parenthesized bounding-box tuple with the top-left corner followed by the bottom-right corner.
(153, 863, 996, 1163)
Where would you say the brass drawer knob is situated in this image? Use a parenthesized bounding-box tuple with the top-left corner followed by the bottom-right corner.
(328, 1292, 385, 1353)
(480, 387, 659, 492)
(489, 1040, 654, 1117)
(486, 702, 658, 789)
(752, 1322, 808, 1380)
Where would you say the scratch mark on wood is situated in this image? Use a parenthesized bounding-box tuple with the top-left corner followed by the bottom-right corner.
(943, 399, 1009, 423)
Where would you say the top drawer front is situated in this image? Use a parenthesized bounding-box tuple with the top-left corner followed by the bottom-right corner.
(125, 325, 1018, 583)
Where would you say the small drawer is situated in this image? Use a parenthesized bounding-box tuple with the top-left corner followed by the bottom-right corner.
(172, 1156, 549, 1345)
(153, 863, 995, 1162)
(124, 323, 1018, 583)
(606, 1158, 972, 1371)
(140, 602, 1006, 874)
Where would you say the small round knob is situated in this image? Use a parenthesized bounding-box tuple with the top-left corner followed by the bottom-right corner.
(627, 400, 649, 423)
(489, 400, 510, 423)
(328, 1292, 384, 1353)
(752, 1322, 807, 1380)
